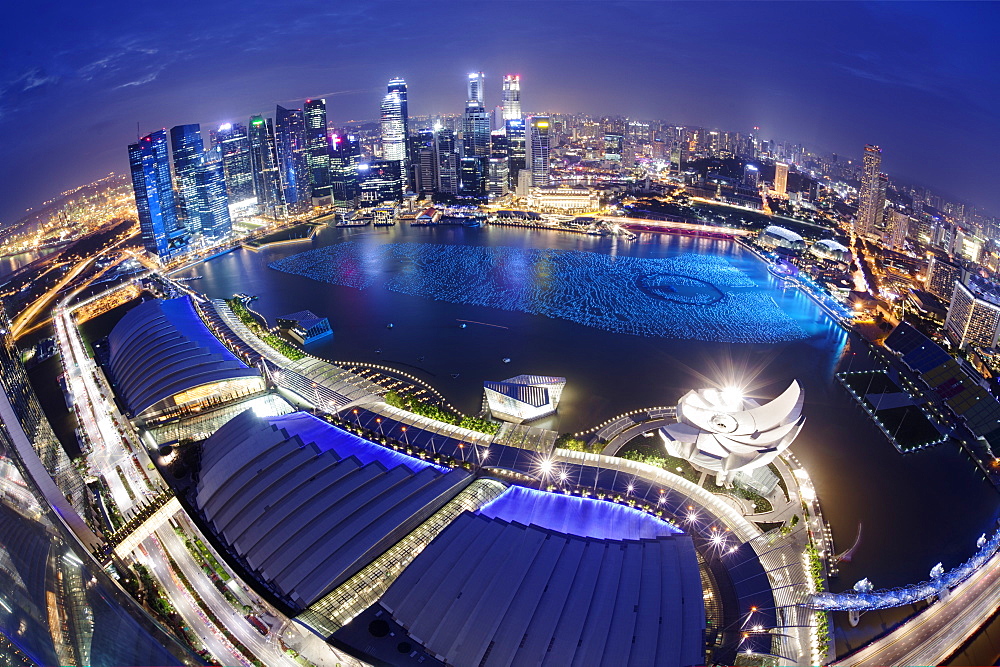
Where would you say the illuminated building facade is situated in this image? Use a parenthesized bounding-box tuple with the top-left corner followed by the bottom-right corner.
(381, 78, 408, 165)
(501, 74, 521, 120)
(275, 105, 311, 211)
(195, 160, 233, 241)
(128, 130, 188, 260)
(856, 144, 885, 236)
(330, 134, 361, 207)
(213, 122, 255, 205)
(304, 99, 333, 204)
(360, 159, 403, 204)
(484, 375, 566, 423)
(248, 114, 286, 218)
(945, 279, 1000, 349)
(529, 116, 550, 187)
(927, 256, 964, 303)
(525, 186, 600, 213)
(169, 124, 206, 234)
(505, 118, 526, 188)
(773, 161, 788, 196)
(436, 128, 459, 195)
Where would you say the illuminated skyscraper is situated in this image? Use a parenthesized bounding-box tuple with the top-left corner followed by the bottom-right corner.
(196, 159, 233, 241)
(743, 163, 759, 189)
(467, 71, 485, 106)
(945, 279, 1000, 349)
(505, 118, 526, 188)
(169, 124, 207, 234)
(886, 209, 909, 250)
(330, 134, 361, 207)
(856, 144, 884, 236)
(128, 130, 187, 260)
(488, 130, 509, 197)
(360, 159, 403, 204)
(459, 156, 486, 198)
(529, 116, 550, 187)
(502, 74, 521, 120)
(773, 161, 788, 196)
(413, 128, 438, 197)
(604, 133, 623, 162)
(275, 105, 311, 211)
(436, 128, 459, 195)
(248, 115, 286, 218)
(213, 123, 255, 205)
(304, 99, 332, 203)
(381, 78, 409, 165)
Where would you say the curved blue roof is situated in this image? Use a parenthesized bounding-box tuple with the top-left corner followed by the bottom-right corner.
(477, 485, 679, 540)
(265, 412, 446, 473)
(108, 297, 259, 416)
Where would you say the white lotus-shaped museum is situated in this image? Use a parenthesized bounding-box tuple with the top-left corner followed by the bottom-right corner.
(660, 381, 804, 485)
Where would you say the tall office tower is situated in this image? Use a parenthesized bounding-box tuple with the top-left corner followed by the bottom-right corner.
(743, 163, 759, 189)
(413, 128, 438, 197)
(886, 209, 909, 250)
(248, 115, 286, 218)
(213, 123, 255, 205)
(875, 174, 889, 230)
(502, 74, 521, 120)
(856, 144, 884, 236)
(604, 133, 623, 162)
(467, 71, 485, 106)
(128, 130, 187, 260)
(670, 136, 688, 172)
(528, 116, 550, 187)
(169, 124, 207, 234)
(927, 255, 964, 303)
(360, 159, 403, 204)
(459, 157, 486, 198)
(275, 105, 311, 212)
(196, 159, 232, 240)
(330, 134, 361, 207)
(945, 279, 1000, 349)
(381, 78, 409, 165)
(435, 128, 459, 195)
(304, 99, 333, 204)
(504, 118, 526, 188)
(488, 130, 509, 198)
(462, 102, 491, 158)
(773, 161, 789, 196)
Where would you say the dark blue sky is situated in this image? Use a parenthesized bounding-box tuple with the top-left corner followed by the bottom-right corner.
(2, 1, 998, 225)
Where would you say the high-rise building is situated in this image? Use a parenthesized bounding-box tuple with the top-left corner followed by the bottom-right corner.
(743, 164, 759, 189)
(927, 256, 964, 303)
(360, 159, 403, 204)
(304, 99, 332, 204)
(773, 162, 788, 196)
(463, 103, 491, 158)
(502, 74, 521, 121)
(169, 124, 207, 234)
(213, 123, 255, 206)
(275, 105, 311, 211)
(381, 78, 409, 165)
(467, 71, 485, 106)
(196, 159, 233, 241)
(856, 144, 884, 236)
(330, 134, 361, 207)
(459, 157, 487, 198)
(413, 128, 438, 197)
(435, 128, 459, 195)
(529, 116, 550, 187)
(945, 279, 1000, 349)
(886, 209, 909, 250)
(504, 119, 526, 189)
(248, 115, 286, 218)
(670, 134, 689, 172)
(488, 131, 509, 198)
(128, 130, 187, 260)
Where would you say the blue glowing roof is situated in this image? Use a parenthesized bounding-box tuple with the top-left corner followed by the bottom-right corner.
(266, 412, 446, 474)
(477, 485, 679, 540)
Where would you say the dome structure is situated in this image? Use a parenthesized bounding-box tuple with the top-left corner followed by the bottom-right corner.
(660, 380, 804, 485)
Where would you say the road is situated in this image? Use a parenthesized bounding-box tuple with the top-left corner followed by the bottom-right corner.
(833, 547, 1000, 666)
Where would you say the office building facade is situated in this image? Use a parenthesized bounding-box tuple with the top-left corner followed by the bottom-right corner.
(128, 130, 187, 260)
(529, 116, 550, 187)
(275, 105, 311, 211)
(304, 99, 333, 204)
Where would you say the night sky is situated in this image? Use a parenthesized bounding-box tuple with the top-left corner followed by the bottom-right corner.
(2, 1, 998, 225)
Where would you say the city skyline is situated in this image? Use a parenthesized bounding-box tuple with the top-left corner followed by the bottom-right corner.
(2, 1, 1000, 225)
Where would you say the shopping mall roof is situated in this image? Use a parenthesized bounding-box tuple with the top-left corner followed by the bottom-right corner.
(107, 297, 260, 417)
(196, 410, 469, 609)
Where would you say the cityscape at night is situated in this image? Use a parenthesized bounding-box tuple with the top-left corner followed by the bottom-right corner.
(1, 2, 1000, 666)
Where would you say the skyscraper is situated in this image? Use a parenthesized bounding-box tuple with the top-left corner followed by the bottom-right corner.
(488, 130, 509, 198)
(529, 116, 550, 187)
(196, 159, 233, 241)
(413, 128, 438, 197)
(856, 144, 884, 236)
(381, 79, 408, 165)
(604, 133, 623, 162)
(886, 209, 909, 250)
(248, 115, 286, 218)
(743, 164, 759, 188)
(467, 71, 485, 106)
(505, 118, 526, 189)
(463, 103, 491, 158)
(304, 99, 332, 204)
(502, 74, 521, 121)
(275, 105, 311, 211)
(458, 157, 486, 198)
(128, 130, 187, 260)
(435, 128, 459, 195)
(330, 133, 361, 207)
(945, 279, 1000, 349)
(213, 123, 255, 205)
(360, 159, 403, 204)
(773, 162, 788, 196)
(169, 124, 207, 234)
